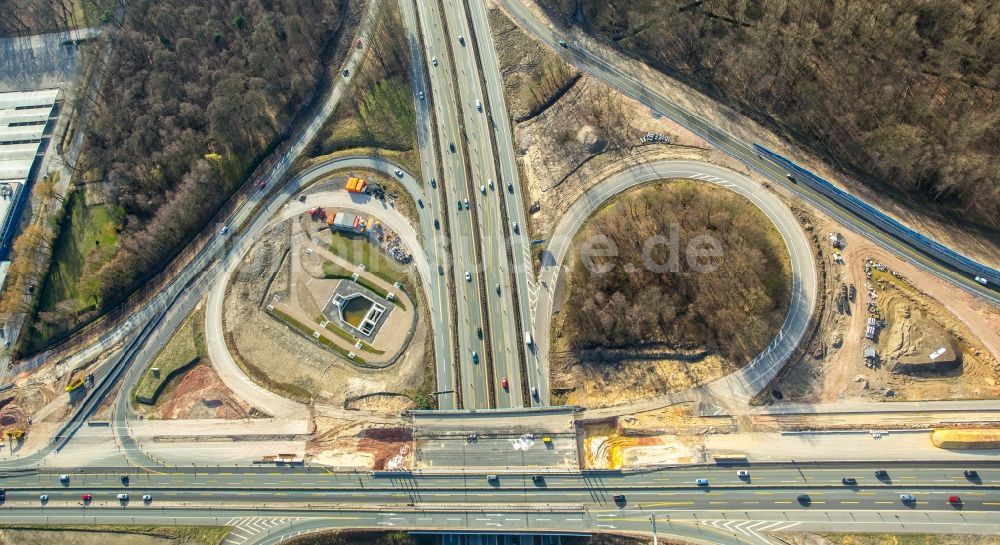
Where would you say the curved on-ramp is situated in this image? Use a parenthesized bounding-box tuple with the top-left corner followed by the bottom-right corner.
(536, 160, 817, 406)
(205, 156, 435, 419)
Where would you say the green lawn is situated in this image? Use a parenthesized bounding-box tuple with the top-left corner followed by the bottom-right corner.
(0, 524, 230, 545)
(134, 308, 204, 404)
(38, 191, 122, 313)
(328, 232, 407, 286)
(321, 77, 416, 153)
(269, 307, 366, 363)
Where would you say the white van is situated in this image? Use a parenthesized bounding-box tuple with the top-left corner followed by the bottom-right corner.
(525, 332, 533, 346)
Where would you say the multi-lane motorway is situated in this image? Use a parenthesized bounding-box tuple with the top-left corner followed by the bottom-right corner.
(2, 464, 999, 545)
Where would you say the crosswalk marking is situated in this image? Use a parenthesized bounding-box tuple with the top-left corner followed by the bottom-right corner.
(699, 519, 800, 545)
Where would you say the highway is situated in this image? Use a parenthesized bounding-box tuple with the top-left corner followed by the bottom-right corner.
(497, 0, 1000, 306)
(1, 464, 999, 545)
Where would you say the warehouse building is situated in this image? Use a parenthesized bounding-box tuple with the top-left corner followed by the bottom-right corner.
(0, 88, 58, 269)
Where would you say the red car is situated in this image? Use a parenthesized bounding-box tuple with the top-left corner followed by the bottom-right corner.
(81, 493, 92, 501)
(501, 377, 508, 389)
(355, 38, 363, 48)
(948, 495, 961, 504)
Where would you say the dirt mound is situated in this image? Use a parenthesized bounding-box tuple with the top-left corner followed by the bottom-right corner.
(152, 363, 255, 420)
(932, 428, 1000, 450)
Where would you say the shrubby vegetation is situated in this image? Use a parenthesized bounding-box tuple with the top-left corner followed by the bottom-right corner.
(543, 0, 1000, 230)
(30, 0, 350, 344)
(564, 181, 790, 365)
(0, 0, 107, 36)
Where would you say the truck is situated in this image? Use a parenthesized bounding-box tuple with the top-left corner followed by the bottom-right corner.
(65, 371, 94, 393)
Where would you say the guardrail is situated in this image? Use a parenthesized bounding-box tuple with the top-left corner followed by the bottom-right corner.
(754, 144, 1000, 287)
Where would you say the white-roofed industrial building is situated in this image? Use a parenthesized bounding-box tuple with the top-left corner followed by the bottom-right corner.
(0, 88, 59, 288)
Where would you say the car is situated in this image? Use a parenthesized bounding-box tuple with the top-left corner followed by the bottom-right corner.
(457, 201, 463, 211)
(532, 475, 544, 483)
(434, 218, 440, 229)
(117, 493, 129, 501)
(458, 35, 465, 45)
(0, 490, 5, 502)
(785, 173, 796, 183)
(342, 69, 350, 77)
(695, 478, 709, 486)
(81, 493, 92, 502)
(431, 178, 437, 188)
(531, 386, 538, 398)
(142, 495, 152, 502)
(449, 142, 455, 152)
(417, 199, 424, 208)
(477, 326, 483, 339)
(465, 271, 472, 281)
(487, 474, 498, 482)
(736, 470, 750, 479)
(900, 494, 916, 503)
(464, 198, 469, 207)
(59, 474, 70, 483)
(512, 222, 519, 234)
(394, 168, 404, 177)
(507, 181, 513, 192)
(39, 494, 48, 502)
(480, 185, 486, 194)
(471, 351, 479, 364)
(975, 276, 989, 285)
(842, 477, 857, 485)
(558, 39, 568, 47)
(121, 475, 129, 484)
(948, 495, 961, 504)
(488, 178, 494, 189)
(964, 470, 979, 480)
(258, 180, 267, 190)
(495, 284, 500, 295)
(613, 494, 626, 506)
(874, 470, 889, 478)
(418, 91, 424, 100)
(220, 225, 230, 235)
(438, 265, 444, 275)
(797, 493, 811, 505)
(475, 99, 482, 111)
(501, 377, 508, 389)
(431, 56, 438, 66)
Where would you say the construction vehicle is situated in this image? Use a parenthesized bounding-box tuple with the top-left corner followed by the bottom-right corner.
(64, 371, 94, 393)
(2, 428, 24, 443)
(346, 177, 367, 193)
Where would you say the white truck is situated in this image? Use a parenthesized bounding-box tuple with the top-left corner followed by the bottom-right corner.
(525, 331, 533, 346)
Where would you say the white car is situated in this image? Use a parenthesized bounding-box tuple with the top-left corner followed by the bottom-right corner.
(974, 275, 988, 285)
(394, 168, 404, 177)
(142, 495, 152, 502)
(431, 56, 438, 66)
(475, 99, 482, 111)
(418, 91, 424, 100)
(465, 271, 471, 282)
(737, 470, 750, 478)
(39, 494, 48, 502)
(463, 198, 469, 207)
(480, 185, 486, 194)
(117, 493, 129, 500)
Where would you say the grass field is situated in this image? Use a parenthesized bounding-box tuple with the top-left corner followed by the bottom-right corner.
(37, 191, 122, 313)
(269, 307, 366, 363)
(0, 524, 230, 545)
(328, 232, 407, 286)
(133, 307, 205, 404)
